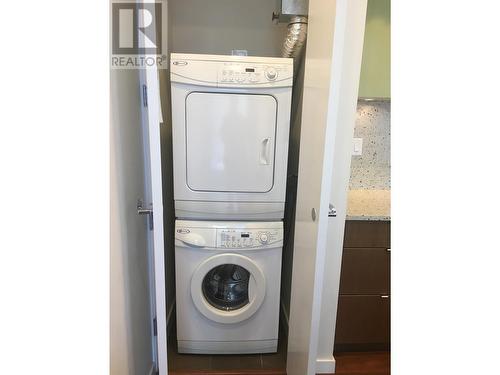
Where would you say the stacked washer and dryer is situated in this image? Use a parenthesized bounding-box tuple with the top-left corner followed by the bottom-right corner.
(170, 53, 293, 354)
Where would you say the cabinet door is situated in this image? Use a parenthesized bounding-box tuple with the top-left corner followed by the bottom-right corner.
(339, 248, 390, 295)
(334, 295, 390, 351)
(343, 221, 390, 248)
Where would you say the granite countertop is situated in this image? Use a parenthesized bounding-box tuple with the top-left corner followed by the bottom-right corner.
(346, 189, 391, 221)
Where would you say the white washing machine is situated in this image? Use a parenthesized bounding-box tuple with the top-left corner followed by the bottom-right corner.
(175, 220, 283, 354)
(170, 53, 293, 220)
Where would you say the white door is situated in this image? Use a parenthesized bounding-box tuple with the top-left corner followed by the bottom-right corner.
(139, 66, 168, 374)
(136, 2, 168, 374)
(111, 69, 158, 375)
(186, 93, 277, 192)
(286, 0, 367, 374)
(110, 66, 167, 375)
(110, 1, 168, 373)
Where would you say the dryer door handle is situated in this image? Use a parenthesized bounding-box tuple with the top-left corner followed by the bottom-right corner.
(177, 233, 206, 247)
(260, 138, 271, 165)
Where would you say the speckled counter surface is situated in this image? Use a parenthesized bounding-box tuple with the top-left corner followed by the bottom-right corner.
(347, 100, 391, 221)
(346, 189, 390, 221)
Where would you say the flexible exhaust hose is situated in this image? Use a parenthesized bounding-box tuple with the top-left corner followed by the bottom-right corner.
(281, 16, 308, 62)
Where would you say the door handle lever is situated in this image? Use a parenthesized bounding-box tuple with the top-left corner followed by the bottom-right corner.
(137, 199, 154, 230)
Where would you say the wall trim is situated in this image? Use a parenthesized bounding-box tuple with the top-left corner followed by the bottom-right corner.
(316, 355, 336, 374)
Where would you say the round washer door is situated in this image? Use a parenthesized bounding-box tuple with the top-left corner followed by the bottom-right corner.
(191, 253, 266, 324)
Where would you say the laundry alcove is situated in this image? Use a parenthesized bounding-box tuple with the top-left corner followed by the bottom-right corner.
(160, 2, 295, 373)
(110, 0, 368, 374)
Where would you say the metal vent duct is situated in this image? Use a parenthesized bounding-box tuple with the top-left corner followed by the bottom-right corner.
(278, 0, 308, 68)
(282, 16, 308, 60)
(281, 0, 309, 18)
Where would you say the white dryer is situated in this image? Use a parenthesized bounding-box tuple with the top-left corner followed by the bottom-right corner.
(170, 53, 293, 220)
(175, 220, 283, 354)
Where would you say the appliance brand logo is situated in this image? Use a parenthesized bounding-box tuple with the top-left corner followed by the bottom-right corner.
(110, 1, 167, 69)
(177, 228, 190, 234)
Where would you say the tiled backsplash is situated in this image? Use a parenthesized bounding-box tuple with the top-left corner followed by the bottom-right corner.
(349, 100, 391, 190)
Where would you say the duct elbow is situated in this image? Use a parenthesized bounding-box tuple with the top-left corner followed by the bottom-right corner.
(281, 16, 308, 63)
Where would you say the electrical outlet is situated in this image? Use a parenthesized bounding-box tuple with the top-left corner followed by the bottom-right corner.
(352, 138, 363, 156)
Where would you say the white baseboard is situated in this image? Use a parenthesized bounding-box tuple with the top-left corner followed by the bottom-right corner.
(316, 355, 336, 374)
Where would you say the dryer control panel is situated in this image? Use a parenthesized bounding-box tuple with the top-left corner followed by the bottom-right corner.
(217, 63, 292, 86)
(216, 228, 283, 248)
(170, 53, 293, 88)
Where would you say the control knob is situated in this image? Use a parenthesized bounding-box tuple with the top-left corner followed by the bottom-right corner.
(259, 233, 269, 244)
(265, 68, 278, 81)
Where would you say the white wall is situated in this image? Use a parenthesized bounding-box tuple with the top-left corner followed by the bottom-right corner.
(168, 0, 287, 57)
(110, 136, 131, 375)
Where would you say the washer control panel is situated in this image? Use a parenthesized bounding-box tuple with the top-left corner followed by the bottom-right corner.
(217, 63, 291, 86)
(216, 228, 282, 248)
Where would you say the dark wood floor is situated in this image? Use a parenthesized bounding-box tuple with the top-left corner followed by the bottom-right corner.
(333, 351, 390, 375)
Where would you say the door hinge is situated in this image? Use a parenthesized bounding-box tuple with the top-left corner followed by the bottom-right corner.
(142, 84, 148, 107)
(137, 199, 154, 230)
(153, 317, 157, 336)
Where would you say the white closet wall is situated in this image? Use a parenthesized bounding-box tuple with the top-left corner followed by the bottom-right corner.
(168, 0, 286, 57)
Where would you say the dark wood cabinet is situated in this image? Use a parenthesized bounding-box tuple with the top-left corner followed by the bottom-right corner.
(339, 248, 390, 295)
(334, 220, 391, 352)
(343, 220, 390, 248)
(335, 295, 390, 350)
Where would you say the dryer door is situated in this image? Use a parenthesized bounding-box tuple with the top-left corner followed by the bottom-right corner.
(185, 92, 277, 193)
(191, 253, 266, 324)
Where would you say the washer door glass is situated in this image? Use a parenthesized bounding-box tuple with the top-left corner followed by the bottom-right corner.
(202, 264, 250, 311)
(191, 253, 266, 324)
